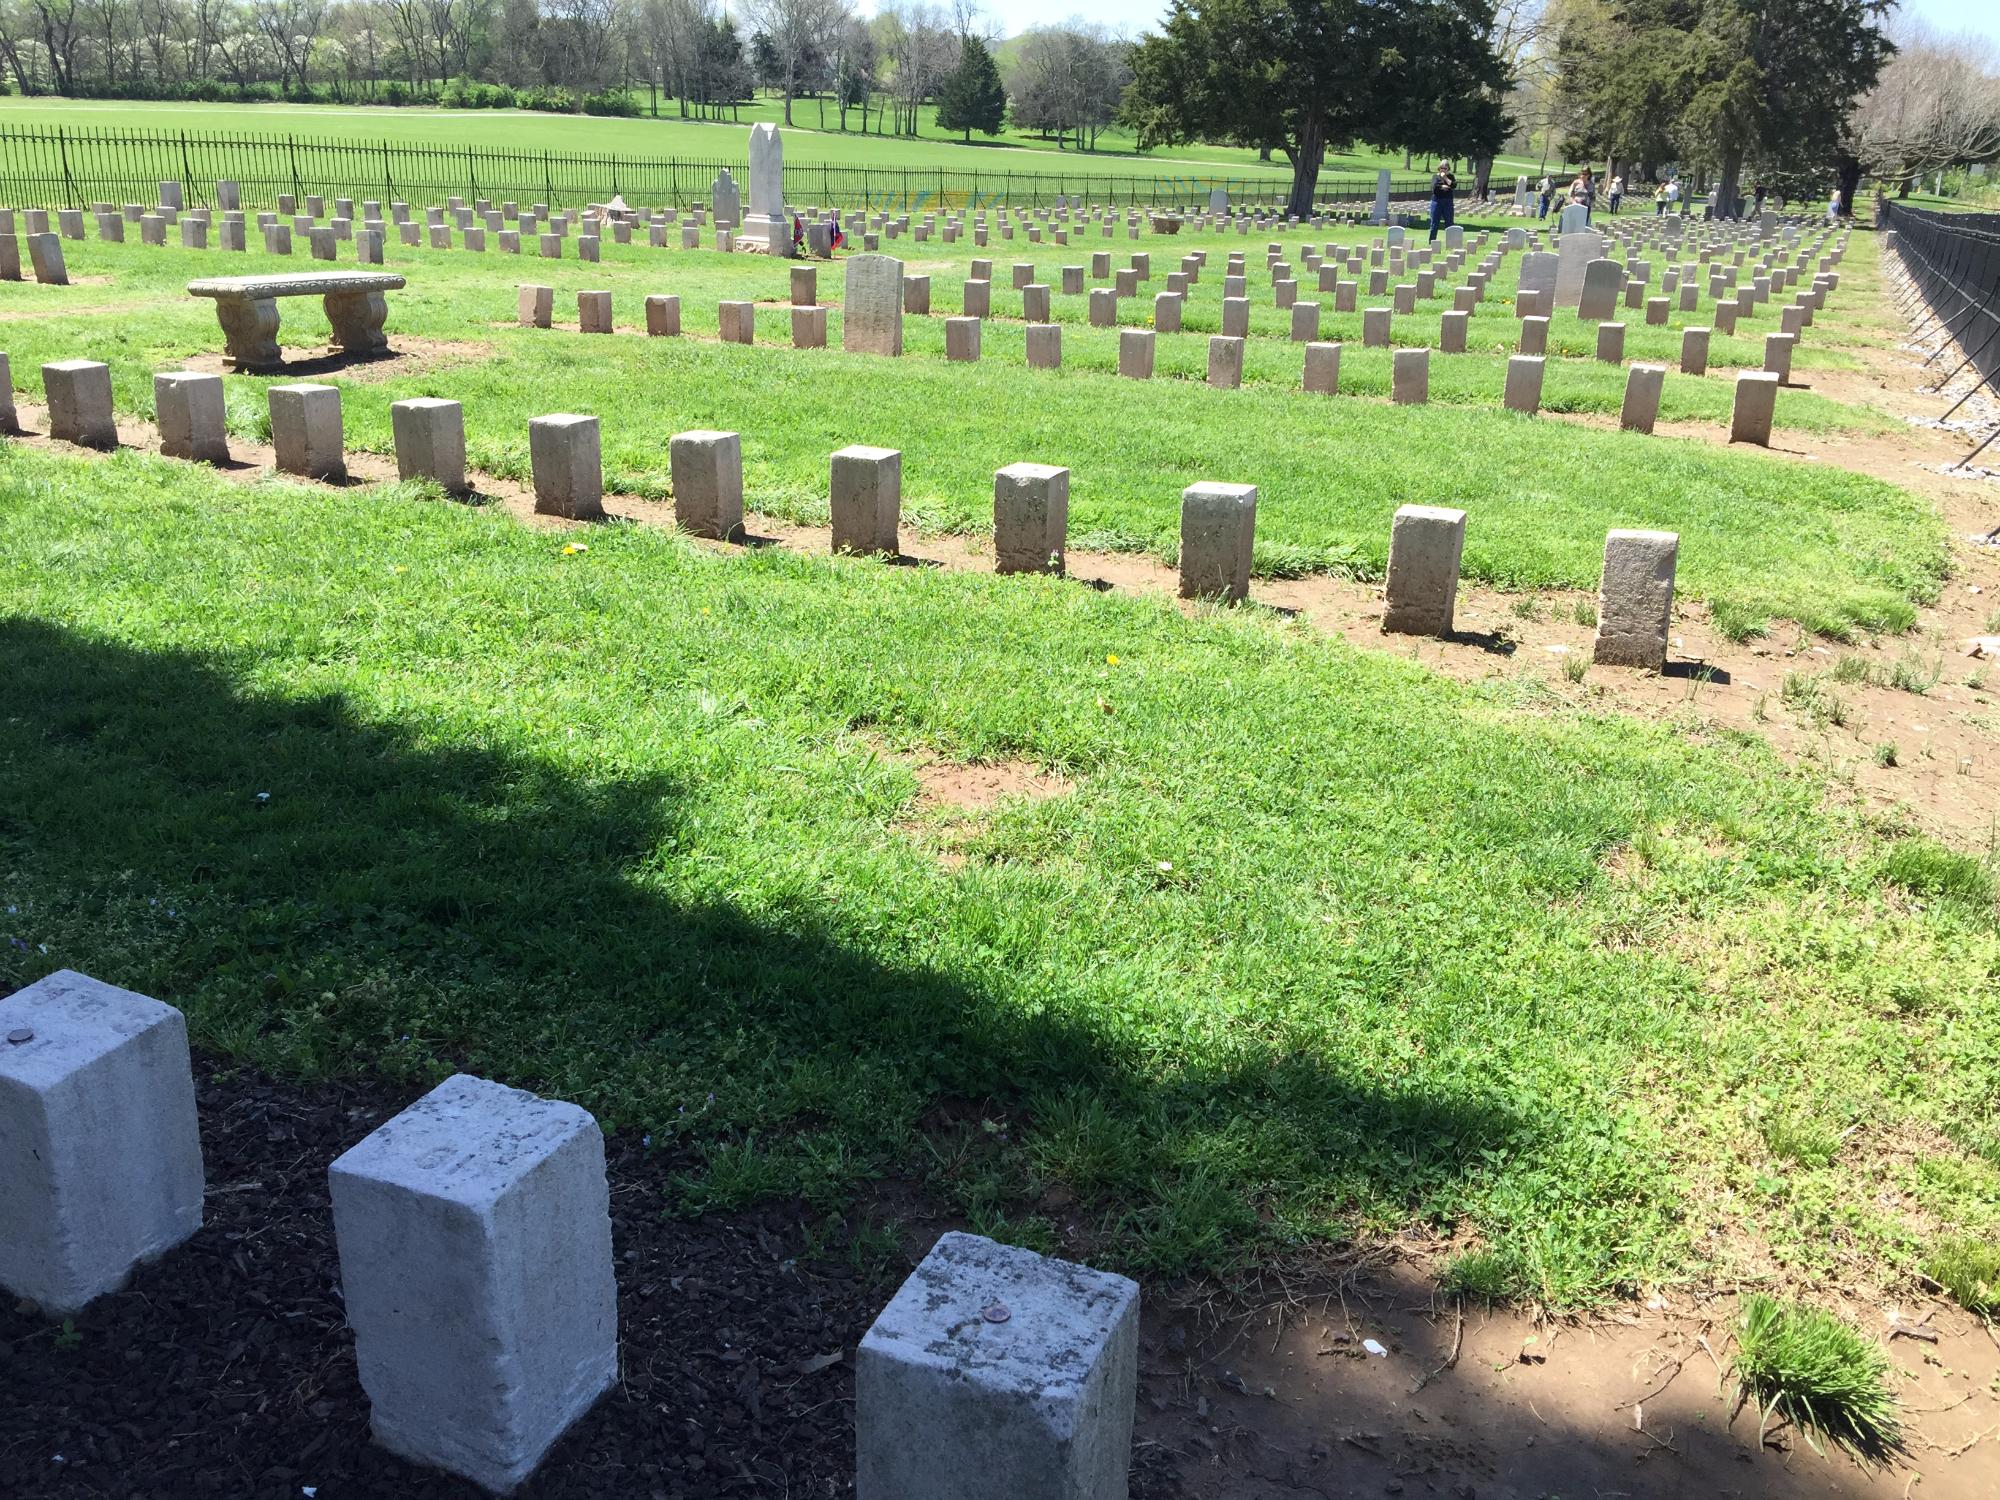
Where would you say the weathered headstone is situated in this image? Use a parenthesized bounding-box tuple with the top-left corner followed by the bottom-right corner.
(1179, 483, 1258, 602)
(858, 1233, 1138, 1500)
(1577, 258, 1621, 320)
(1619, 363, 1665, 434)
(829, 445, 901, 557)
(391, 397, 467, 492)
(0, 971, 204, 1318)
(843, 255, 904, 356)
(1503, 354, 1545, 414)
(529, 414, 604, 519)
(711, 169, 742, 229)
(993, 463, 1069, 574)
(1383, 505, 1467, 637)
(329, 1075, 616, 1494)
(42, 360, 115, 448)
(1730, 370, 1778, 445)
(155, 371, 228, 463)
(268, 383, 344, 481)
(1592, 530, 1678, 670)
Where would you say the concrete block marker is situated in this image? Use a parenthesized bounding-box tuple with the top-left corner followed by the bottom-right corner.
(1680, 326, 1710, 377)
(154, 371, 228, 463)
(0, 970, 204, 1318)
(1362, 307, 1391, 348)
(529, 414, 604, 520)
(1207, 335, 1245, 390)
(1592, 529, 1679, 671)
(1303, 341, 1341, 395)
(1392, 348, 1429, 405)
(1382, 504, 1467, 637)
(645, 294, 681, 337)
(1519, 316, 1549, 356)
(1119, 327, 1154, 379)
(1439, 310, 1468, 354)
(719, 301, 756, 345)
(1026, 323, 1062, 370)
(577, 290, 613, 334)
(1179, 483, 1258, 603)
(791, 264, 818, 306)
(518, 284, 553, 328)
(0, 353, 14, 432)
(830, 444, 901, 557)
(1764, 331, 1795, 384)
(1619, 363, 1665, 435)
(28, 231, 68, 285)
(945, 316, 980, 362)
(1730, 370, 1779, 446)
(43, 360, 117, 449)
(993, 463, 1069, 575)
(792, 305, 828, 349)
(670, 429, 745, 542)
(1503, 354, 1545, 415)
(391, 398, 468, 493)
(329, 1074, 616, 1496)
(1596, 322, 1625, 364)
(267, 383, 345, 481)
(857, 1231, 1138, 1500)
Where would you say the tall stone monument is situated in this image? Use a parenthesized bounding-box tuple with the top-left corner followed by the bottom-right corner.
(743, 123, 790, 256)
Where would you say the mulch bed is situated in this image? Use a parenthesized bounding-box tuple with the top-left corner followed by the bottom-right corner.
(0, 1058, 1186, 1499)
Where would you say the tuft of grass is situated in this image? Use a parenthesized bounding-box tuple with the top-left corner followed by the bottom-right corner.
(1441, 1247, 1522, 1301)
(1926, 1235, 2000, 1316)
(1829, 655, 1873, 686)
(1872, 742, 1898, 768)
(1887, 650, 1942, 696)
(1732, 1294, 1903, 1460)
(1572, 599, 1598, 627)
(1510, 596, 1543, 622)
(1711, 599, 1770, 643)
(1562, 653, 1588, 684)
(1879, 838, 1995, 907)
(1761, 1112, 1842, 1168)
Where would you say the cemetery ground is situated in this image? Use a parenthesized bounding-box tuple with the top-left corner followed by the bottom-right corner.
(2, 212, 1999, 1498)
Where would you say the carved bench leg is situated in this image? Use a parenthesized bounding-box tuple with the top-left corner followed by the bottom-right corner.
(216, 297, 281, 370)
(325, 290, 389, 356)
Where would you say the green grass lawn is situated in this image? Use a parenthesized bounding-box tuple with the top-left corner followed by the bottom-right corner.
(0, 222, 1937, 638)
(0, 443, 1993, 1309)
(0, 94, 1575, 186)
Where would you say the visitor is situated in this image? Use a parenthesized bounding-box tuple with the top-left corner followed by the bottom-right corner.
(1653, 182, 1668, 216)
(1428, 160, 1457, 242)
(1752, 182, 1767, 216)
(1537, 174, 1554, 219)
(1608, 173, 1624, 215)
(1828, 185, 1844, 221)
(1568, 167, 1595, 222)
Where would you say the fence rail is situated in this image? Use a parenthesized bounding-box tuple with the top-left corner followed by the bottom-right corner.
(0, 125, 1434, 215)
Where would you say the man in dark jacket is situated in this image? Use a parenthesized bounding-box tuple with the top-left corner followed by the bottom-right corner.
(1428, 161, 1457, 243)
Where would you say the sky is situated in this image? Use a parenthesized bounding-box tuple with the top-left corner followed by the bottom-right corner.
(921, 0, 2000, 48)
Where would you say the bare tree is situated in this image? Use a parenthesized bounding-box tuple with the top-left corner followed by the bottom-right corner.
(1849, 19, 2000, 192)
(741, 0, 845, 125)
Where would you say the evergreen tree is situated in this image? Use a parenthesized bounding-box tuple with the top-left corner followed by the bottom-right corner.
(936, 36, 1008, 142)
(1122, 0, 1508, 219)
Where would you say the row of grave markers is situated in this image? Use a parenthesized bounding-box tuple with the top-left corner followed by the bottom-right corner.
(19, 347, 1687, 672)
(0, 970, 1141, 1495)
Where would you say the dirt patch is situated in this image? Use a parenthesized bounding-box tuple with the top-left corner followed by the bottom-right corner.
(907, 754, 1074, 814)
(176, 336, 494, 382)
(1144, 1259, 2000, 1499)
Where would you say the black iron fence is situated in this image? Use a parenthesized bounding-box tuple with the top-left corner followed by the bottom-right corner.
(1882, 200, 2000, 470)
(0, 125, 1435, 214)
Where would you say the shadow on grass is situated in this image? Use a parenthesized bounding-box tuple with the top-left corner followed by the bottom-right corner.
(0, 615, 1519, 1277)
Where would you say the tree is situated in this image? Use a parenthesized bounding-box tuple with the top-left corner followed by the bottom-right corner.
(1009, 24, 1128, 151)
(1122, 0, 1508, 218)
(740, 0, 845, 125)
(1848, 20, 2000, 197)
(1556, 0, 1893, 213)
(934, 31, 1003, 140)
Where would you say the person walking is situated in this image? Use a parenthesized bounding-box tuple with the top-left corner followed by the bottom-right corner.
(1665, 177, 1682, 213)
(1608, 173, 1624, 215)
(1828, 185, 1844, 221)
(1428, 160, 1457, 242)
(1536, 174, 1554, 219)
(1653, 182, 1667, 216)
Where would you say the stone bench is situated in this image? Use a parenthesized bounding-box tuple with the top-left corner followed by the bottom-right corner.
(186, 271, 406, 370)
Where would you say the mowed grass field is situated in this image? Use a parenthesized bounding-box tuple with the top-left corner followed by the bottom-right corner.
(0, 219, 1940, 637)
(0, 94, 1575, 183)
(1, 198, 1994, 1312)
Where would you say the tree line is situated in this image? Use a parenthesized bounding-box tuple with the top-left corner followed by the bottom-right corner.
(0, 0, 1133, 151)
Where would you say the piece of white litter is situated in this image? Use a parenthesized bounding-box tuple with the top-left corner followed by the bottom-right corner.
(304, 1489, 318, 1498)
(1362, 1337, 1388, 1357)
